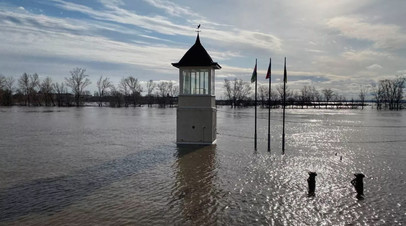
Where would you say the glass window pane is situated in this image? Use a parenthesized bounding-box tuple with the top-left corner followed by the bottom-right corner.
(191, 71, 196, 94)
(204, 71, 208, 94)
(211, 70, 215, 95)
(183, 70, 190, 94)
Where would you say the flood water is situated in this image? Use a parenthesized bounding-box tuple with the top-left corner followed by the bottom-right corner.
(0, 106, 405, 225)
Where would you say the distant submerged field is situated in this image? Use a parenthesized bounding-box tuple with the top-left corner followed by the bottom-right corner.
(0, 106, 405, 225)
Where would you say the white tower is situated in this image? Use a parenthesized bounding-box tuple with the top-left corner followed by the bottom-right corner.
(172, 34, 221, 145)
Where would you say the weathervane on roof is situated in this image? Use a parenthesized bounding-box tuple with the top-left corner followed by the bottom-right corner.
(196, 24, 201, 34)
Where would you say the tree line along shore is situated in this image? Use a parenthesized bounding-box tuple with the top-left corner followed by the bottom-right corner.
(0, 68, 405, 110)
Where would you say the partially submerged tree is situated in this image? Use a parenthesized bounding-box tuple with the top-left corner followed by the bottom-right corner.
(223, 78, 252, 107)
(109, 86, 124, 107)
(125, 76, 143, 107)
(156, 81, 170, 107)
(0, 75, 14, 106)
(18, 73, 30, 106)
(17, 73, 40, 106)
(359, 86, 368, 110)
(374, 76, 405, 110)
(96, 76, 113, 107)
(167, 81, 178, 107)
(53, 82, 68, 107)
(258, 85, 267, 107)
(119, 78, 130, 107)
(65, 68, 91, 107)
(40, 77, 54, 106)
(322, 88, 334, 109)
(146, 80, 156, 107)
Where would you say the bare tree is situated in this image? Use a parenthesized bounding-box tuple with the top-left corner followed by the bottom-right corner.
(65, 68, 91, 107)
(29, 73, 41, 106)
(376, 76, 405, 110)
(276, 84, 293, 107)
(146, 80, 156, 107)
(223, 78, 252, 107)
(258, 85, 267, 107)
(17, 73, 40, 106)
(40, 77, 54, 106)
(0, 75, 4, 90)
(156, 81, 170, 107)
(322, 88, 334, 109)
(18, 73, 30, 106)
(223, 79, 233, 107)
(109, 85, 124, 107)
(0, 75, 14, 106)
(53, 82, 68, 107)
(125, 76, 143, 107)
(119, 78, 130, 107)
(167, 81, 179, 107)
(0, 75, 5, 103)
(393, 76, 405, 110)
(233, 78, 252, 107)
(96, 76, 113, 107)
(359, 86, 368, 110)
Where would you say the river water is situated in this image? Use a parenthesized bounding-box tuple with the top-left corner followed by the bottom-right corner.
(0, 106, 405, 225)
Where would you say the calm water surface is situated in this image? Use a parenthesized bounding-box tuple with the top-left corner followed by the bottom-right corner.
(0, 106, 405, 225)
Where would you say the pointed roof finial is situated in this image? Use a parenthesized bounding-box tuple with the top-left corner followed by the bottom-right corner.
(196, 24, 201, 34)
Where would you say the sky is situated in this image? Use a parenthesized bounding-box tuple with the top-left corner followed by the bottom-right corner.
(0, 0, 405, 99)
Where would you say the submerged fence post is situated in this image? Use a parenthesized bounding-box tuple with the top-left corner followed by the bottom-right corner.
(307, 172, 317, 197)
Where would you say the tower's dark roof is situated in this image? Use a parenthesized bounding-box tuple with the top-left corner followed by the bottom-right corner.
(172, 34, 221, 69)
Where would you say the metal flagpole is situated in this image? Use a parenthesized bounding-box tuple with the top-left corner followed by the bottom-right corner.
(282, 57, 287, 155)
(267, 58, 271, 152)
(254, 59, 257, 151)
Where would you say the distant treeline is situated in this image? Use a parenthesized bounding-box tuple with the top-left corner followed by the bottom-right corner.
(1, 68, 405, 110)
(222, 76, 405, 110)
(0, 67, 178, 108)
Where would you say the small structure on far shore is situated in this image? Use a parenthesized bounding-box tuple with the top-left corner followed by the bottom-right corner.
(172, 33, 221, 145)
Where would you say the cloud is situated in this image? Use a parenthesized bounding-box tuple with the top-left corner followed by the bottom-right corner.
(341, 50, 391, 62)
(142, 0, 197, 18)
(50, 0, 282, 52)
(366, 64, 383, 70)
(327, 16, 406, 49)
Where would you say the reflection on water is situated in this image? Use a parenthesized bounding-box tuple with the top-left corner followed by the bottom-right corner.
(0, 148, 172, 222)
(0, 107, 405, 225)
(172, 145, 218, 225)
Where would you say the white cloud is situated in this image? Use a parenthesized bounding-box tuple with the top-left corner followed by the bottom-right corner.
(142, 0, 197, 18)
(366, 64, 383, 70)
(341, 50, 391, 62)
(327, 16, 406, 49)
(51, 0, 282, 52)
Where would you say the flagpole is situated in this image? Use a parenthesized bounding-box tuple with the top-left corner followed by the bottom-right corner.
(267, 58, 271, 152)
(282, 57, 286, 155)
(254, 59, 257, 151)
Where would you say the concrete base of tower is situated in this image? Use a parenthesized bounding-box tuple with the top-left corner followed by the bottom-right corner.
(176, 96, 217, 145)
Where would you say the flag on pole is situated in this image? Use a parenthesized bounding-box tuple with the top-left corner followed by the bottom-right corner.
(266, 58, 271, 79)
(283, 57, 287, 83)
(251, 60, 257, 83)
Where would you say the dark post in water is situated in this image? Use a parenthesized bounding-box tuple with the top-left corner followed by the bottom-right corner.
(307, 172, 317, 197)
(351, 173, 365, 199)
